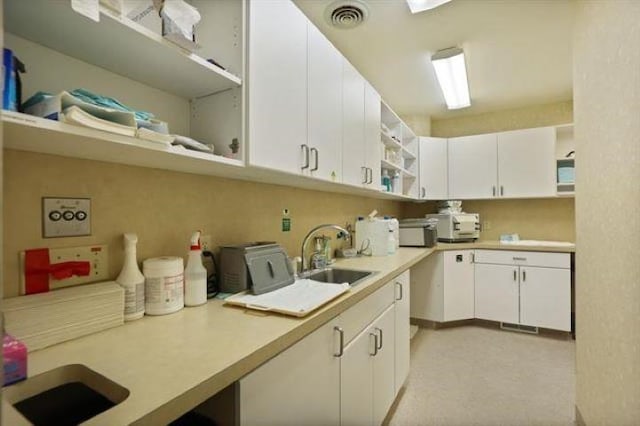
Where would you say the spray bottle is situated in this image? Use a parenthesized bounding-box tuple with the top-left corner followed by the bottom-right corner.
(184, 231, 207, 306)
(116, 233, 145, 321)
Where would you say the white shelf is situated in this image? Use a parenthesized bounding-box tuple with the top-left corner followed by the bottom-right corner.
(381, 132, 403, 150)
(557, 182, 575, 187)
(381, 159, 415, 179)
(401, 146, 416, 160)
(2, 111, 244, 175)
(5, 1, 242, 99)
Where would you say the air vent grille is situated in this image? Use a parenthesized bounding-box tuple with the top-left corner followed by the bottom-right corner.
(325, 1, 369, 29)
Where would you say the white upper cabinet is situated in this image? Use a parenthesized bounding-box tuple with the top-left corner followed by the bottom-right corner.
(497, 127, 556, 198)
(364, 82, 382, 189)
(248, 0, 308, 174)
(307, 23, 343, 182)
(448, 134, 498, 199)
(418, 137, 448, 200)
(342, 59, 367, 186)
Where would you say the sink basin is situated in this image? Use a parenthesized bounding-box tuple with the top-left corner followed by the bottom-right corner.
(304, 268, 374, 287)
(5, 364, 129, 425)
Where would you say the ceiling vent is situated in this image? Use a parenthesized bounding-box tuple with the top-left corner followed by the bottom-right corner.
(325, 0, 369, 30)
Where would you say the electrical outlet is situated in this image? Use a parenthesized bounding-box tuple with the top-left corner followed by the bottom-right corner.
(483, 221, 492, 231)
(19, 245, 108, 294)
(42, 197, 91, 238)
(201, 235, 213, 252)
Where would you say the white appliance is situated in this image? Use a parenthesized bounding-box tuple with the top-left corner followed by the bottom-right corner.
(355, 219, 393, 256)
(425, 213, 480, 243)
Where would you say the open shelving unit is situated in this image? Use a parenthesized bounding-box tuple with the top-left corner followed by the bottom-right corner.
(555, 124, 575, 196)
(4, 1, 241, 99)
(3, 0, 245, 166)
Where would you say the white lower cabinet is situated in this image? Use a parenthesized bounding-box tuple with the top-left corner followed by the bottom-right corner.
(239, 273, 410, 426)
(410, 251, 475, 322)
(474, 250, 571, 331)
(238, 317, 340, 425)
(393, 271, 410, 393)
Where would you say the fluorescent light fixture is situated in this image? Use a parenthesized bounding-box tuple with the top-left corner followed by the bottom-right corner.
(431, 47, 471, 110)
(406, 0, 452, 14)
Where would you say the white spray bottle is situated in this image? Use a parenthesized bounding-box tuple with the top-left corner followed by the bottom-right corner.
(116, 233, 145, 321)
(184, 231, 208, 307)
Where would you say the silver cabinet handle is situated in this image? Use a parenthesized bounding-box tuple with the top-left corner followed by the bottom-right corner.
(500, 185, 504, 196)
(421, 187, 426, 198)
(513, 269, 517, 281)
(395, 282, 403, 300)
(492, 186, 496, 197)
(522, 269, 526, 282)
(513, 257, 527, 261)
(370, 332, 379, 356)
(375, 327, 383, 350)
(367, 168, 373, 184)
(361, 166, 368, 184)
(301, 144, 310, 170)
(470, 252, 475, 263)
(310, 147, 319, 172)
(334, 326, 344, 357)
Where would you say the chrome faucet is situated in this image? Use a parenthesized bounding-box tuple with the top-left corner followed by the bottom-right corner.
(300, 224, 351, 274)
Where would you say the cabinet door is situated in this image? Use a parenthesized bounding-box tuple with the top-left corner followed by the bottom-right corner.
(248, 0, 307, 174)
(341, 59, 367, 186)
(340, 323, 375, 426)
(364, 82, 381, 189)
(419, 137, 448, 200)
(410, 251, 444, 322)
(393, 271, 411, 394)
(497, 127, 556, 198)
(308, 23, 342, 182)
(239, 318, 340, 425)
(443, 251, 475, 321)
(372, 305, 396, 426)
(520, 266, 571, 331)
(448, 134, 498, 199)
(474, 263, 519, 324)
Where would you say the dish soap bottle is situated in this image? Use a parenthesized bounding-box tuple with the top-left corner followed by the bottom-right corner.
(184, 231, 207, 307)
(116, 233, 145, 321)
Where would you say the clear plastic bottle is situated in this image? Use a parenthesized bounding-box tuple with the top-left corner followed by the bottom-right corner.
(392, 171, 401, 194)
(184, 231, 208, 307)
(388, 229, 397, 255)
(116, 233, 145, 321)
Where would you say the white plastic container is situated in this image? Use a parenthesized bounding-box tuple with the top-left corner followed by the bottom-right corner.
(184, 231, 207, 307)
(116, 233, 145, 321)
(387, 230, 397, 254)
(143, 257, 184, 315)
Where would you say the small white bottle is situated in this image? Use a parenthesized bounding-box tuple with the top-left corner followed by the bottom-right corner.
(184, 231, 208, 307)
(388, 229, 397, 255)
(116, 233, 145, 321)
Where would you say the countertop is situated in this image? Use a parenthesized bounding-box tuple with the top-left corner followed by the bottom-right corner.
(2, 241, 574, 425)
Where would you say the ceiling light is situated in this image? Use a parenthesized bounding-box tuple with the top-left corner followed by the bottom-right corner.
(431, 47, 471, 110)
(406, 0, 452, 14)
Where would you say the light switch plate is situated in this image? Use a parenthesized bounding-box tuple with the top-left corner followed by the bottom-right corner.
(19, 244, 108, 294)
(42, 197, 91, 238)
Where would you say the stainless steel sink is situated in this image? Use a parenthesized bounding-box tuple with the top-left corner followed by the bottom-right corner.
(303, 268, 375, 287)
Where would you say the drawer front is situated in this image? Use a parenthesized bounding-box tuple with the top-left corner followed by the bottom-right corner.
(338, 280, 395, 345)
(474, 250, 570, 269)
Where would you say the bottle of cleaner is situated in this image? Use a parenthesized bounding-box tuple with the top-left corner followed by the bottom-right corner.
(184, 231, 207, 307)
(116, 233, 145, 321)
(388, 229, 397, 255)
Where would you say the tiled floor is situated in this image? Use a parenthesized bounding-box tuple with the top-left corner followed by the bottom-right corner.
(388, 325, 575, 426)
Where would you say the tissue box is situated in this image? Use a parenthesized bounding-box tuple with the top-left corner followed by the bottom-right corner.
(3, 334, 27, 386)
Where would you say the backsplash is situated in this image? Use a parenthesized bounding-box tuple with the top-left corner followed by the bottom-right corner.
(3, 150, 402, 298)
(402, 198, 575, 242)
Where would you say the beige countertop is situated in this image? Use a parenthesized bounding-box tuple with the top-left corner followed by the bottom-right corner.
(2, 241, 574, 425)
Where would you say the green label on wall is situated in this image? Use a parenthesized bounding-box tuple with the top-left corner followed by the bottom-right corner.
(282, 217, 291, 232)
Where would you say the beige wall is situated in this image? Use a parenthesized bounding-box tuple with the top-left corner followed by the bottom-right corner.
(2, 150, 402, 298)
(422, 101, 576, 242)
(574, 1, 640, 424)
(431, 100, 573, 138)
(403, 198, 575, 242)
